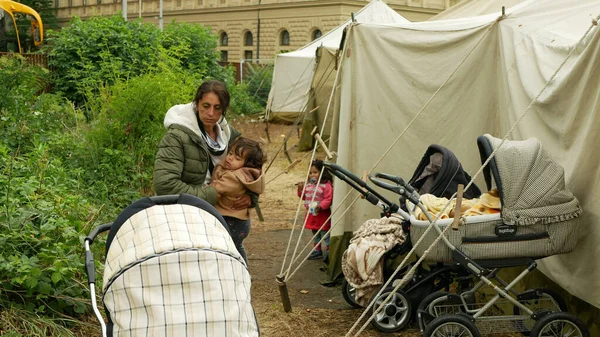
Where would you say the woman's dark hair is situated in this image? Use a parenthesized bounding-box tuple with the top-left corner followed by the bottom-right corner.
(230, 137, 267, 170)
(194, 80, 230, 115)
(311, 159, 333, 183)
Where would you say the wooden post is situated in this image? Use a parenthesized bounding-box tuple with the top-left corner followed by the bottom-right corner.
(283, 137, 292, 164)
(276, 274, 292, 312)
(311, 127, 336, 160)
(452, 184, 464, 231)
(264, 120, 271, 143)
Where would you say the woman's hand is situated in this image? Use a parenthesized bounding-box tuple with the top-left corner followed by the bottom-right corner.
(231, 194, 252, 210)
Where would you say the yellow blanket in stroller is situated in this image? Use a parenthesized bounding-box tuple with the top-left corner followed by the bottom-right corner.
(413, 189, 501, 221)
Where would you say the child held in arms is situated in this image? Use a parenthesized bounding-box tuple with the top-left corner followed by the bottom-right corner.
(210, 137, 266, 265)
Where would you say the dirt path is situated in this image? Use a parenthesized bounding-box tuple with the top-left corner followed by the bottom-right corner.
(232, 117, 420, 336)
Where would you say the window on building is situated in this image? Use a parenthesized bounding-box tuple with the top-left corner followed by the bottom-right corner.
(244, 50, 253, 61)
(221, 51, 228, 62)
(244, 31, 253, 46)
(220, 32, 228, 46)
(312, 29, 322, 41)
(280, 30, 290, 46)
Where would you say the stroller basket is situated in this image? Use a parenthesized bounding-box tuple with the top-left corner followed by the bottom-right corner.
(410, 134, 582, 262)
(84, 194, 259, 337)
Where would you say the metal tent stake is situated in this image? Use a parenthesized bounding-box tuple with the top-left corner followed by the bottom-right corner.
(276, 274, 292, 312)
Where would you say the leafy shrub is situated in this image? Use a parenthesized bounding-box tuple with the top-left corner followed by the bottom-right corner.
(229, 82, 263, 116)
(0, 55, 56, 151)
(66, 61, 202, 207)
(161, 21, 229, 81)
(243, 62, 273, 107)
(0, 142, 96, 316)
(46, 16, 162, 107)
(46, 16, 236, 109)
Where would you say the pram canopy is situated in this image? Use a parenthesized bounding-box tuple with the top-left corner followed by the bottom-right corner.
(478, 134, 582, 226)
(101, 194, 259, 337)
(409, 144, 481, 200)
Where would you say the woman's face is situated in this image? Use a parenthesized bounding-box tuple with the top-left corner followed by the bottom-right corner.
(197, 92, 223, 130)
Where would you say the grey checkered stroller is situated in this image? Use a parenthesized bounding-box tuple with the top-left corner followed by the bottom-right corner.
(403, 134, 588, 336)
(84, 194, 259, 337)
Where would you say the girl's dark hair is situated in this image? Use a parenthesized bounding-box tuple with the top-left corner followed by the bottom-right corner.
(230, 137, 267, 169)
(194, 80, 230, 115)
(311, 159, 333, 183)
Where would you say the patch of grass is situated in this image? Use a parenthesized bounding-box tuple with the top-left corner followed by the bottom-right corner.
(0, 306, 99, 337)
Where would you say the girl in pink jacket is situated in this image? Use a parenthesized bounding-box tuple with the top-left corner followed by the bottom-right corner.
(297, 160, 333, 260)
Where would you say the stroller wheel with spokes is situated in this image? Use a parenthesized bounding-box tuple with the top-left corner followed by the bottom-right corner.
(423, 314, 481, 337)
(341, 278, 363, 308)
(417, 291, 464, 332)
(369, 286, 412, 332)
(530, 312, 589, 337)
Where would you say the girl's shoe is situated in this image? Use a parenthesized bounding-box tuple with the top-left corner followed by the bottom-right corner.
(308, 251, 323, 260)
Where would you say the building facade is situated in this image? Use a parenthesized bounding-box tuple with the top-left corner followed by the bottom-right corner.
(54, 0, 460, 62)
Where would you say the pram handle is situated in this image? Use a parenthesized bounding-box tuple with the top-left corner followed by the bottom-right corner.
(323, 162, 399, 214)
(85, 222, 113, 245)
(369, 173, 420, 205)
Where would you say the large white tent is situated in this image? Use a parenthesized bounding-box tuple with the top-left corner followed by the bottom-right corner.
(265, 0, 408, 123)
(323, 0, 600, 324)
(429, 0, 527, 20)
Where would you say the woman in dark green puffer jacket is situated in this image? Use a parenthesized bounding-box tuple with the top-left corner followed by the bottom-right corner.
(153, 80, 252, 209)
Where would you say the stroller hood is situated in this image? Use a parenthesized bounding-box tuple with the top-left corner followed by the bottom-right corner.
(100, 195, 258, 336)
(102, 199, 242, 289)
(409, 144, 481, 199)
(478, 134, 581, 226)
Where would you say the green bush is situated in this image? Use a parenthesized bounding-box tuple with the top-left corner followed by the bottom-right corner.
(46, 16, 162, 107)
(243, 62, 273, 108)
(0, 141, 95, 316)
(65, 60, 201, 207)
(228, 82, 263, 116)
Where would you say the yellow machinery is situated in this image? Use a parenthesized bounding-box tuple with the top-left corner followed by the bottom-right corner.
(0, 0, 43, 53)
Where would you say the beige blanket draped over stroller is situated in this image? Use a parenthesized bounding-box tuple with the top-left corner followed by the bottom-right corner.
(341, 215, 406, 306)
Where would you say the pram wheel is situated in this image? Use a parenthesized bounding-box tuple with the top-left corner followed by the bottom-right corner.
(417, 291, 464, 332)
(369, 286, 412, 332)
(423, 313, 481, 337)
(529, 312, 589, 337)
(341, 278, 363, 308)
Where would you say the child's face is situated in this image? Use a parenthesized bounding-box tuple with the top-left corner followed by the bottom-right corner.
(224, 148, 245, 170)
(309, 165, 320, 182)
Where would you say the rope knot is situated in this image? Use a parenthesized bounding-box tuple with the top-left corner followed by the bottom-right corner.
(593, 18, 598, 26)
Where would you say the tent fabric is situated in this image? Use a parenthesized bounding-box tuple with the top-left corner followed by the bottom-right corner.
(327, 0, 600, 310)
(429, 0, 527, 21)
(297, 46, 339, 150)
(266, 0, 408, 122)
